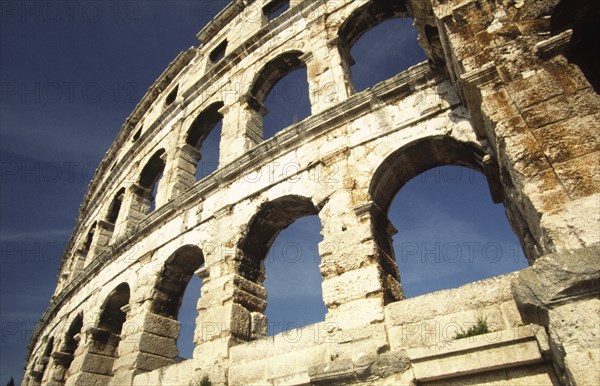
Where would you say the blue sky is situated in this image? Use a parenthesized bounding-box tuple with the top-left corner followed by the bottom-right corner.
(1, 1, 526, 382)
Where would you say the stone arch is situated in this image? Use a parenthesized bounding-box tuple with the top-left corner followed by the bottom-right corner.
(98, 283, 130, 335)
(65, 312, 84, 351)
(65, 284, 130, 385)
(137, 149, 167, 213)
(141, 245, 206, 362)
(338, 0, 411, 49)
(186, 102, 224, 180)
(106, 188, 125, 224)
(81, 223, 96, 255)
(367, 136, 530, 298)
(551, 0, 600, 93)
(369, 136, 485, 257)
(151, 245, 204, 319)
(139, 149, 166, 191)
(337, 0, 427, 92)
(78, 218, 115, 267)
(236, 195, 322, 338)
(76, 222, 96, 271)
(99, 246, 205, 381)
(246, 51, 311, 139)
(51, 313, 84, 384)
(30, 337, 54, 385)
(238, 195, 319, 283)
(186, 102, 224, 149)
(370, 136, 485, 217)
(250, 51, 306, 104)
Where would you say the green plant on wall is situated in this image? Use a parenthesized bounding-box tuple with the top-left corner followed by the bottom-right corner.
(190, 375, 212, 386)
(200, 375, 212, 386)
(455, 318, 490, 339)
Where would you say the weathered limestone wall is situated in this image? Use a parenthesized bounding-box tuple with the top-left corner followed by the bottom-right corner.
(24, 0, 599, 385)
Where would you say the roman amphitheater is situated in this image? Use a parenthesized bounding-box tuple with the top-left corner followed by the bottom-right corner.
(23, 0, 599, 385)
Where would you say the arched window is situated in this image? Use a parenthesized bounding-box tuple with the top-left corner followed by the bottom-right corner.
(106, 188, 125, 224)
(51, 313, 83, 384)
(390, 166, 528, 297)
(151, 245, 204, 360)
(338, 0, 427, 92)
(165, 85, 179, 106)
(139, 149, 166, 213)
(65, 285, 129, 386)
(99, 283, 130, 335)
(92, 284, 130, 370)
(262, 67, 311, 139)
(75, 223, 97, 271)
(369, 137, 529, 299)
(551, 0, 600, 93)
(81, 224, 95, 255)
(249, 52, 311, 140)
(40, 337, 54, 380)
(186, 102, 224, 180)
(263, 0, 290, 21)
(63, 313, 83, 362)
(238, 196, 325, 338)
(263, 215, 326, 335)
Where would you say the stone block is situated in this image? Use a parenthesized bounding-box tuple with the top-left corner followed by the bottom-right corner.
(322, 265, 383, 306)
(326, 297, 385, 330)
(408, 327, 542, 382)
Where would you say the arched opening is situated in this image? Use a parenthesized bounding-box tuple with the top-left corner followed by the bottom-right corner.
(238, 196, 325, 338)
(77, 223, 97, 270)
(210, 40, 228, 64)
(165, 85, 178, 106)
(249, 52, 311, 140)
(369, 137, 528, 299)
(186, 102, 224, 181)
(138, 149, 166, 213)
(263, 215, 326, 335)
(81, 224, 95, 255)
(87, 283, 130, 376)
(37, 337, 54, 382)
(177, 273, 202, 359)
(551, 0, 600, 93)
(263, 0, 290, 21)
(263, 68, 311, 139)
(151, 245, 204, 360)
(390, 166, 528, 297)
(63, 313, 83, 363)
(132, 127, 142, 142)
(106, 188, 125, 224)
(51, 313, 83, 384)
(98, 283, 130, 336)
(338, 0, 427, 92)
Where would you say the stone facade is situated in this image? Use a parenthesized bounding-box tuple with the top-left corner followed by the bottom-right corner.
(24, 0, 599, 385)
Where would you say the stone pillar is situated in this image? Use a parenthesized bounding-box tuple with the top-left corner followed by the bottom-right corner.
(84, 221, 114, 265)
(166, 144, 201, 199)
(191, 224, 266, 385)
(153, 152, 169, 210)
(512, 245, 600, 386)
(303, 33, 355, 114)
(64, 326, 121, 386)
(432, 1, 600, 258)
(318, 195, 398, 331)
(64, 250, 86, 283)
(218, 99, 263, 166)
(109, 303, 180, 386)
(44, 351, 74, 386)
(113, 184, 152, 241)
